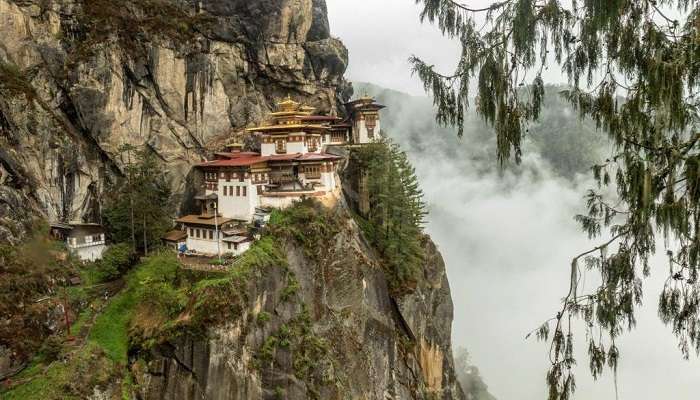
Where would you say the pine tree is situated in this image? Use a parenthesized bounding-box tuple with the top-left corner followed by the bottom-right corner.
(103, 146, 173, 253)
(352, 139, 428, 294)
(411, 1, 700, 398)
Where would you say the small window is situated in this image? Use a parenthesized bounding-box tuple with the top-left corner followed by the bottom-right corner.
(223, 186, 227, 196)
(195, 229, 200, 238)
(239, 174, 244, 182)
(242, 186, 247, 197)
(236, 186, 241, 196)
(209, 230, 213, 240)
(227, 243, 232, 250)
(257, 186, 263, 195)
(189, 228, 194, 236)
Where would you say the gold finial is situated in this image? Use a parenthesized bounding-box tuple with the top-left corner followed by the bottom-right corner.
(277, 94, 300, 112)
(226, 142, 244, 152)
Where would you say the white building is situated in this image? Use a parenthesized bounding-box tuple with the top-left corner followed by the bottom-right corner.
(345, 96, 385, 144)
(176, 96, 384, 256)
(174, 214, 253, 257)
(50, 223, 107, 262)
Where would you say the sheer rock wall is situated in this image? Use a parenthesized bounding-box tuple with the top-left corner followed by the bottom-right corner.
(0, 0, 349, 242)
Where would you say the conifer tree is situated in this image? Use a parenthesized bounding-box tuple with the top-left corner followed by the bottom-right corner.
(103, 146, 173, 254)
(411, 1, 700, 398)
(352, 139, 427, 293)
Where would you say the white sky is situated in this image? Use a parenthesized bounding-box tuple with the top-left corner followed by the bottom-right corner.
(326, 0, 567, 96)
(327, 0, 461, 95)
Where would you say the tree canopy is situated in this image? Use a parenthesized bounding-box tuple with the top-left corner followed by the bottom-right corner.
(412, 1, 700, 399)
(349, 139, 428, 294)
(102, 145, 174, 254)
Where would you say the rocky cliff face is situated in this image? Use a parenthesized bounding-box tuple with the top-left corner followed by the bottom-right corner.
(0, 0, 349, 242)
(136, 202, 464, 400)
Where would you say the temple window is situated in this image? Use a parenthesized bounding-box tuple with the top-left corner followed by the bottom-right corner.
(242, 187, 247, 197)
(236, 186, 241, 196)
(209, 230, 213, 240)
(275, 139, 286, 153)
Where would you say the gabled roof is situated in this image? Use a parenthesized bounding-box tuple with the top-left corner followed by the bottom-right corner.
(222, 235, 252, 244)
(214, 151, 261, 159)
(297, 153, 343, 161)
(199, 156, 267, 167)
(162, 230, 187, 242)
(298, 115, 341, 122)
(245, 124, 328, 132)
(176, 215, 235, 226)
(198, 151, 341, 168)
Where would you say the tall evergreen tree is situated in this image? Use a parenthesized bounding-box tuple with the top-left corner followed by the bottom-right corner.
(411, 1, 700, 398)
(352, 139, 427, 293)
(103, 146, 173, 254)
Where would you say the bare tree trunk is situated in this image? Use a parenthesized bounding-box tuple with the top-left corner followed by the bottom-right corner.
(130, 194, 136, 252)
(143, 213, 148, 256)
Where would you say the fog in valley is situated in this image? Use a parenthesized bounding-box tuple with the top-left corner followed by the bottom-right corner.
(328, 1, 700, 399)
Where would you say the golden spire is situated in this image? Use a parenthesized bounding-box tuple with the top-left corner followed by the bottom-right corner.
(277, 94, 300, 112)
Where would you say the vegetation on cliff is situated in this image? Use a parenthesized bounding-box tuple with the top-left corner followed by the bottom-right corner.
(0, 224, 73, 366)
(348, 139, 427, 294)
(102, 145, 174, 254)
(0, 230, 137, 399)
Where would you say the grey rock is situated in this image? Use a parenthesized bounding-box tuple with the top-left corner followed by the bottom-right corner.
(0, 0, 349, 233)
(137, 205, 465, 400)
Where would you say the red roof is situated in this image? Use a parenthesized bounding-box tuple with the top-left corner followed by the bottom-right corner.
(297, 153, 342, 161)
(199, 152, 341, 168)
(298, 115, 341, 122)
(214, 151, 261, 159)
(199, 156, 267, 167)
(266, 153, 304, 161)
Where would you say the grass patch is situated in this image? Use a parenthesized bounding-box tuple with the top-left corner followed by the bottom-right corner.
(2, 252, 184, 399)
(89, 289, 137, 364)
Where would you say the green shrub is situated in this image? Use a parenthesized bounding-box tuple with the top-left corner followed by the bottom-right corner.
(269, 198, 341, 261)
(257, 311, 272, 325)
(281, 276, 300, 302)
(96, 243, 137, 282)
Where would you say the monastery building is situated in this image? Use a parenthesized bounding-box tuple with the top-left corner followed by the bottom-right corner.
(173, 96, 385, 257)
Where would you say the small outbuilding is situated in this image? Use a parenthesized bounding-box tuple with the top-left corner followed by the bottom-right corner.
(161, 230, 188, 252)
(50, 222, 107, 262)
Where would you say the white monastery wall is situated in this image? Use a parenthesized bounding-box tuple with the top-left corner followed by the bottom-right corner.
(218, 178, 257, 221)
(287, 141, 307, 154)
(261, 143, 276, 156)
(72, 244, 107, 262)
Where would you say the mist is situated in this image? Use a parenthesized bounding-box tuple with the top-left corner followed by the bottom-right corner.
(326, 2, 700, 398)
(349, 82, 700, 400)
